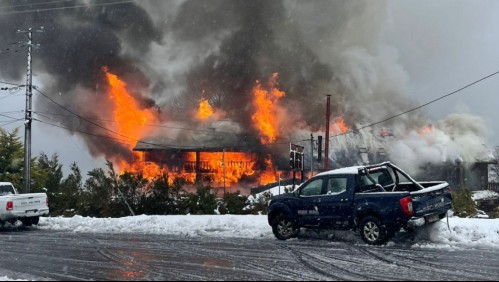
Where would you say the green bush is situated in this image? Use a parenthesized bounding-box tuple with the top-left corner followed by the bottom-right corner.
(219, 191, 249, 215)
(452, 187, 477, 217)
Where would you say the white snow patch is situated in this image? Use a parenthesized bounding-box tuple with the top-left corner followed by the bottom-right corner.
(0, 277, 28, 281)
(38, 215, 273, 239)
(472, 190, 499, 201)
(256, 185, 295, 197)
(412, 217, 499, 249)
(36, 215, 499, 249)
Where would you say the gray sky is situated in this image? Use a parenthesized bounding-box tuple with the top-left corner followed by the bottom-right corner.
(383, 0, 499, 143)
(1, 0, 499, 176)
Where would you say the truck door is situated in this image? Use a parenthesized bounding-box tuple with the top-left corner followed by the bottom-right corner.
(296, 178, 325, 226)
(318, 175, 353, 229)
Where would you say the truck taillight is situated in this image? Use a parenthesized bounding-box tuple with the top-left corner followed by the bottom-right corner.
(400, 196, 414, 216)
(6, 201, 13, 211)
(46, 197, 49, 207)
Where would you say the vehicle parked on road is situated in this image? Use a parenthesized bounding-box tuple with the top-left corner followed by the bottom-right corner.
(267, 162, 453, 245)
(0, 182, 49, 227)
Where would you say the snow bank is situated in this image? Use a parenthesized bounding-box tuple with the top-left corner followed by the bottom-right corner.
(412, 217, 499, 249)
(38, 215, 273, 239)
(0, 277, 28, 281)
(472, 190, 499, 201)
(38, 215, 499, 249)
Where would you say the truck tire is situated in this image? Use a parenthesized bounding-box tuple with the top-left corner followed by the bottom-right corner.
(31, 217, 40, 225)
(21, 218, 33, 227)
(359, 216, 389, 245)
(272, 215, 299, 240)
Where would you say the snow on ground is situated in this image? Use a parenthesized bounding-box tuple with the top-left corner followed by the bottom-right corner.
(38, 215, 272, 239)
(37, 215, 499, 249)
(472, 190, 499, 201)
(0, 277, 28, 281)
(412, 218, 499, 250)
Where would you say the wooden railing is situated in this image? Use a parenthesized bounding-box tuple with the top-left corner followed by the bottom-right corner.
(489, 183, 499, 192)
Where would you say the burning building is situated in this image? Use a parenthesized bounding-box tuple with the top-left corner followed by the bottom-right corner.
(0, 1, 493, 194)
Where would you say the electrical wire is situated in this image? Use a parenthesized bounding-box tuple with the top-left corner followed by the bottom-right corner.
(0, 0, 76, 9)
(0, 0, 135, 15)
(33, 111, 264, 137)
(327, 70, 499, 140)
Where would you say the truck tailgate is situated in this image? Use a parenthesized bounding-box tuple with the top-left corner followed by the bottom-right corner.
(410, 182, 452, 218)
(10, 193, 47, 213)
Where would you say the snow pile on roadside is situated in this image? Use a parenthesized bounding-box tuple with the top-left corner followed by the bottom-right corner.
(413, 217, 499, 249)
(0, 277, 28, 281)
(472, 190, 499, 201)
(38, 215, 499, 249)
(257, 185, 295, 197)
(39, 215, 273, 239)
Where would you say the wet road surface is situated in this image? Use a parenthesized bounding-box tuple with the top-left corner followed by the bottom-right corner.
(0, 229, 498, 281)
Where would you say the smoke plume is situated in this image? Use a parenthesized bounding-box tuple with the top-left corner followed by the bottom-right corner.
(0, 0, 491, 173)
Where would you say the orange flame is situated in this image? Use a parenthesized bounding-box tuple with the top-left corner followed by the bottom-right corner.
(418, 124, 433, 136)
(259, 158, 277, 185)
(103, 69, 162, 178)
(251, 73, 285, 144)
(331, 118, 349, 134)
(185, 152, 257, 186)
(103, 70, 284, 188)
(196, 97, 214, 121)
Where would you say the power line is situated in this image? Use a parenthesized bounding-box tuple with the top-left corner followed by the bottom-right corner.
(328, 69, 499, 141)
(0, 0, 135, 15)
(0, 119, 24, 127)
(0, 80, 24, 87)
(0, 0, 76, 9)
(33, 111, 265, 137)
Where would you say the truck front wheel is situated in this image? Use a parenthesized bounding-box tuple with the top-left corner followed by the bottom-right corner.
(359, 216, 389, 245)
(272, 215, 299, 240)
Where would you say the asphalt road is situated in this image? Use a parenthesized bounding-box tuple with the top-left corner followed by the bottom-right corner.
(0, 228, 498, 281)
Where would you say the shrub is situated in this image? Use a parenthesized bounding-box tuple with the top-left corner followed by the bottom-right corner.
(452, 187, 477, 217)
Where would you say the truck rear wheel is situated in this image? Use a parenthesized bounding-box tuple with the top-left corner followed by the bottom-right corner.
(359, 216, 389, 245)
(272, 215, 299, 240)
(21, 218, 33, 227)
(31, 217, 40, 225)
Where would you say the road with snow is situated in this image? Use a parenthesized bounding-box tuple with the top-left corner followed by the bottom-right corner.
(1, 229, 499, 281)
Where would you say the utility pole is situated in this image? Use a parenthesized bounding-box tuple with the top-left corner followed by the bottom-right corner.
(17, 27, 43, 193)
(310, 134, 314, 177)
(325, 95, 331, 171)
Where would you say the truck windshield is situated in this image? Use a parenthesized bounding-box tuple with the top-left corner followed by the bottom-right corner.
(0, 185, 15, 196)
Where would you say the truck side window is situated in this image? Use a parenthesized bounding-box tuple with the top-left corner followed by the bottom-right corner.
(327, 177, 347, 195)
(300, 179, 324, 196)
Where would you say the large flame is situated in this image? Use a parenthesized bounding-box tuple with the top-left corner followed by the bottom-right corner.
(259, 157, 277, 185)
(104, 68, 164, 179)
(185, 152, 256, 186)
(196, 97, 214, 121)
(251, 73, 286, 144)
(103, 69, 284, 187)
(105, 69, 157, 149)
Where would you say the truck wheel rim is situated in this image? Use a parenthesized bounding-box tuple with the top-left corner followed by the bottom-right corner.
(277, 219, 293, 237)
(364, 222, 380, 242)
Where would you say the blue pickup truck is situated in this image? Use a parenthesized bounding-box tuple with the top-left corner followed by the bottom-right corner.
(267, 162, 453, 245)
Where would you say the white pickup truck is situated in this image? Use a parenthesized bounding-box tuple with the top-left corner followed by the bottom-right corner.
(0, 182, 49, 226)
